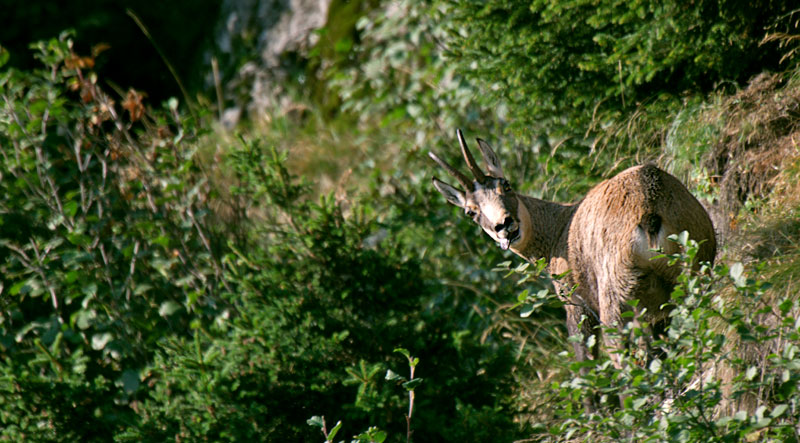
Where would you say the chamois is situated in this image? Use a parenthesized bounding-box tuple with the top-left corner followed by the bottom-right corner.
(430, 130, 716, 376)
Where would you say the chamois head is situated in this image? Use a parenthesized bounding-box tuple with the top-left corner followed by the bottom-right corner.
(430, 130, 521, 250)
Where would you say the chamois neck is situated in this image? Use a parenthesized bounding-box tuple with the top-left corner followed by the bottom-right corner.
(511, 194, 576, 263)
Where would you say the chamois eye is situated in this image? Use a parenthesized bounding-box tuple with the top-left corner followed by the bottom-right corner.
(501, 180, 511, 192)
(465, 208, 477, 218)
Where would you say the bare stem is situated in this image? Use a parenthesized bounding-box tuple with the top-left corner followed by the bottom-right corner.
(406, 358, 416, 443)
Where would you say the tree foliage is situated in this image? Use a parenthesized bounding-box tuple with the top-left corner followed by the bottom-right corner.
(0, 32, 225, 440)
(0, 32, 523, 441)
(446, 0, 795, 142)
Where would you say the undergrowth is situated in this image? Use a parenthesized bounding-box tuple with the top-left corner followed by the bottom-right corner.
(0, 32, 524, 441)
(505, 235, 800, 442)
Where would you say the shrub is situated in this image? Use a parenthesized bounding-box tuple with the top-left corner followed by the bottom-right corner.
(509, 234, 800, 441)
(0, 33, 526, 441)
(122, 137, 523, 441)
(446, 0, 795, 142)
(0, 32, 223, 440)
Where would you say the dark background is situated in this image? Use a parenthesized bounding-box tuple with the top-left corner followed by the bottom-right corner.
(1, 0, 221, 102)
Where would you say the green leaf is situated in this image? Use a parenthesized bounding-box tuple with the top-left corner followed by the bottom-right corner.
(393, 347, 410, 359)
(623, 396, 633, 409)
(64, 200, 79, 218)
(730, 262, 745, 287)
(306, 416, 324, 428)
(152, 235, 170, 248)
(159, 301, 182, 317)
(74, 309, 96, 330)
(753, 417, 771, 429)
(778, 298, 793, 315)
(770, 404, 788, 418)
(354, 428, 387, 443)
(9, 280, 29, 295)
(203, 348, 220, 365)
(91, 332, 113, 350)
(134, 284, 153, 295)
(385, 369, 405, 383)
(119, 369, 140, 395)
(66, 232, 91, 247)
(64, 270, 79, 284)
(585, 334, 596, 350)
(83, 282, 97, 297)
(29, 99, 48, 116)
(402, 377, 424, 391)
(520, 304, 534, 318)
(514, 262, 530, 273)
(649, 358, 662, 373)
(328, 420, 342, 441)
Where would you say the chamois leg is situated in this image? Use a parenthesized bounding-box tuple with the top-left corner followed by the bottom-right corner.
(566, 303, 599, 413)
(597, 267, 650, 368)
(633, 272, 676, 362)
(597, 277, 639, 409)
(597, 298, 626, 370)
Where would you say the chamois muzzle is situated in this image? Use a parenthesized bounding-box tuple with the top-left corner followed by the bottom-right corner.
(496, 220, 520, 250)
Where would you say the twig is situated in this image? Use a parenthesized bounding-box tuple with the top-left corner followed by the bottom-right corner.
(29, 239, 60, 315)
(126, 9, 197, 120)
(406, 362, 415, 443)
(618, 59, 626, 108)
(211, 56, 224, 122)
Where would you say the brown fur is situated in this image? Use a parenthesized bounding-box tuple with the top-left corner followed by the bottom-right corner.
(512, 165, 716, 369)
(431, 132, 717, 377)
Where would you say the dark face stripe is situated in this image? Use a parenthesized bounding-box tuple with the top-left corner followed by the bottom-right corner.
(466, 177, 519, 233)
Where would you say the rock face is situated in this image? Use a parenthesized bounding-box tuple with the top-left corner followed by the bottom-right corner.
(213, 0, 332, 125)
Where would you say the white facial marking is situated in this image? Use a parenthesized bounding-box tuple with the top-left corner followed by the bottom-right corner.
(481, 199, 508, 230)
(469, 184, 521, 251)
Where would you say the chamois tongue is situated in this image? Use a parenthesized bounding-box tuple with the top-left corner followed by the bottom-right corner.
(499, 238, 510, 250)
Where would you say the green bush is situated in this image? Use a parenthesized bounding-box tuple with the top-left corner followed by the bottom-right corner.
(509, 234, 800, 441)
(0, 32, 224, 440)
(122, 137, 522, 441)
(0, 33, 526, 441)
(446, 0, 794, 142)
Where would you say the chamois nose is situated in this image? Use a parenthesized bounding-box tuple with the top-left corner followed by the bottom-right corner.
(494, 217, 514, 233)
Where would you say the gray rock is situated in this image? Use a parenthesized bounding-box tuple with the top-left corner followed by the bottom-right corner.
(211, 0, 332, 123)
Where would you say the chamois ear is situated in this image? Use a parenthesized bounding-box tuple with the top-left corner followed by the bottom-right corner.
(432, 177, 466, 208)
(476, 138, 505, 179)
